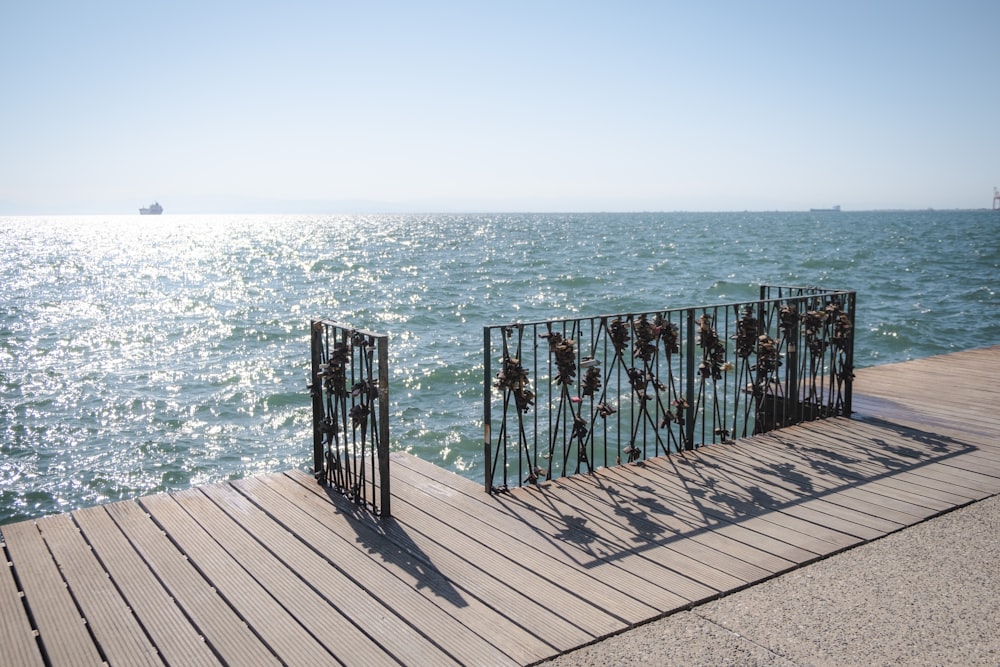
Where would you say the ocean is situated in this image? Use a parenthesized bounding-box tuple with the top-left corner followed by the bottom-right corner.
(2, 210, 997, 524)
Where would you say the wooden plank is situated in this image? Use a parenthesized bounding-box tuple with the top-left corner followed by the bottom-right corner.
(104, 498, 282, 666)
(756, 426, 1000, 508)
(374, 489, 631, 638)
(778, 421, 987, 504)
(870, 471, 987, 505)
(384, 455, 701, 612)
(704, 434, 942, 526)
(383, 467, 664, 625)
(230, 474, 543, 665)
(582, 457, 832, 560)
(767, 424, 983, 508)
(35, 513, 163, 666)
(0, 535, 45, 667)
(138, 491, 342, 666)
(811, 417, 1000, 474)
(508, 476, 747, 595)
(563, 464, 800, 576)
(707, 440, 926, 531)
(495, 485, 722, 603)
(708, 437, 908, 537)
(393, 483, 655, 632)
(641, 456, 861, 552)
(530, 469, 776, 586)
(935, 454, 1000, 481)
(187, 483, 490, 667)
(638, 444, 901, 540)
(252, 471, 600, 654)
(2, 519, 105, 666)
(815, 421, 1000, 494)
(588, 465, 817, 573)
(70, 504, 223, 666)
(401, 457, 790, 596)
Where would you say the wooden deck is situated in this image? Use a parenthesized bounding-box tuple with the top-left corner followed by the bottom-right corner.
(3, 345, 1000, 666)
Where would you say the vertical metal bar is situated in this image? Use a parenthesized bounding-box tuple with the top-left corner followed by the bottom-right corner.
(483, 326, 493, 493)
(721, 305, 731, 441)
(346, 330, 357, 497)
(844, 292, 856, 417)
(377, 334, 391, 517)
(310, 320, 325, 475)
(787, 300, 800, 425)
(685, 308, 696, 451)
(528, 324, 536, 483)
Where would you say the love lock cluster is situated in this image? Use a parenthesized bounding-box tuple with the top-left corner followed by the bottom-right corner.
(495, 355, 536, 413)
(733, 306, 759, 359)
(697, 314, 727, 380)
(632, 314, 659, 362)
(318, 342, 351, 397)
(541, 331, 577, 386)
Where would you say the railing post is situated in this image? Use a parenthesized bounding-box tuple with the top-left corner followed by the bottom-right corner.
(310, 320, 324, 475)
(844, 292, 856, 416)
(787, 310, 800, 425)
(377, 334, 391, 517)
(684, 308, 696, 451)
(483, 326, 493, 494)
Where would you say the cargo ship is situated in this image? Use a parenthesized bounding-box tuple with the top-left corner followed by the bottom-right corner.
(139, 202, 163, 215)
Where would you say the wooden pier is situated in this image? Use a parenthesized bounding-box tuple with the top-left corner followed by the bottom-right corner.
(3, 346, 999, 666)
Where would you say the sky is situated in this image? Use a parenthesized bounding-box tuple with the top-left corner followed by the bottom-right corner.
(1, 1, 998, 214)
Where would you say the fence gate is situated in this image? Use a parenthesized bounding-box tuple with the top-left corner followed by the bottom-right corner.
(310, 319, 390, 517)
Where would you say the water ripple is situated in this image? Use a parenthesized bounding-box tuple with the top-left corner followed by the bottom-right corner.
(1, 211, 997, 522)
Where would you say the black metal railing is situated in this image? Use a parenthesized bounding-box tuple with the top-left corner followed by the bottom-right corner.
(309, 319, 391, 516)
(484, 285, 855, 492)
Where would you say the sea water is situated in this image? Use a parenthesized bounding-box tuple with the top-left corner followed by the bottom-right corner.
(2, 211, 998, 523)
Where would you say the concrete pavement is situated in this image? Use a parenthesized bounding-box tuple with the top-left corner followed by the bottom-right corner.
(543, 493, 1000, 666)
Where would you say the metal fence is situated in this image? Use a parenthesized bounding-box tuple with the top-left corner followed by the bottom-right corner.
(483, 285, 855, 492)
(309, 319, 391, 516)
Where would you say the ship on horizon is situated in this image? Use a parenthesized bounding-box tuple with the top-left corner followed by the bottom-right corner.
(139, 201, 163, 215)
(810, 204, 841, 212)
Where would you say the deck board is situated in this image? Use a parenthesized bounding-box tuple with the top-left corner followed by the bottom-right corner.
(383, 467, 656, 626)
(70, 504, 224, 666)
(138, 491, 340, 665)
(377, 490, 627, 638)
(385, 454, 695, 614)
(2, 520, 106, 666)
(770, 424, 986, 505)
(188, 483, 428, 667)
(2, 344, 1000, 666)
(232, 474, 477, 666)
(34, 513, 164, 667)
(0, 535, 46, 667)
(703, 438, 937, 530)
(519, 471, 775, 588)
(104, 499, 282, 666)
(257, 471, 601, 654)
(648, 443, 904, 537)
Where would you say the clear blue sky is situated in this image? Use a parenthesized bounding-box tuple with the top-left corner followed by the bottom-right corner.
(2, 1, 997, 214)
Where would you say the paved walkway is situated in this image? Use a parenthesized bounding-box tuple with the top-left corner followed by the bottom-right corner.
(545, 492, 1000, 666)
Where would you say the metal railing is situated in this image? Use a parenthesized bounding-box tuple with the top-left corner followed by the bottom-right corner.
(483, 285, 855, 492)
(309, 319, 391, 516)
